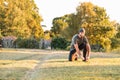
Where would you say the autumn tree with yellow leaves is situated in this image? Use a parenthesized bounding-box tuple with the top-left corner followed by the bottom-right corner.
(0, 0, 44, 39)
(51, 2, 116, 51)
(76, 2, 116, 51)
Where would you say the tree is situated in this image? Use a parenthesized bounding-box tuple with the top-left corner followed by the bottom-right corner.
(51, 16, 68, 37)
(111, 23, 120, 49)
(76, 2, 116, 51)
(0, 0, 6, 37)
(44, 30, 51, 40)
(116, 23, 120, 38)
(51, 14, 79, 40)
(0, 0, 44, 39)
(62, 14, 80, 40)
(51, 2, 116, 51)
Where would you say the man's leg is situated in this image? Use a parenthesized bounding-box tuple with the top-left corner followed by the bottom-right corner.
(83, 48, 87, 61)
(79, 43, 87, 61)
(68, 49, 77, 61)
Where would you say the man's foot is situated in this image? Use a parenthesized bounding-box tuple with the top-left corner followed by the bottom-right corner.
(82, 60, 86, 61)
(82, 59, 88, 62)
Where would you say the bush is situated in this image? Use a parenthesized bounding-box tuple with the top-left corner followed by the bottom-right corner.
(15, 38, 39, 48)
(51, 37, 69, 50)
(111, 47, 120, 54)
(111, 38, 120, 49)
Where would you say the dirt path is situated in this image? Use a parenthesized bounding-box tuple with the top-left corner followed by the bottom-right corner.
(22, 51, 62, 80)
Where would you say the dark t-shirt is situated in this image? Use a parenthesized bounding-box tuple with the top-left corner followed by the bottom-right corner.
(70, 34, 88, 50)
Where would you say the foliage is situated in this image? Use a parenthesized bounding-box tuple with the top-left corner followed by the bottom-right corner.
(44, 30, 51, 40)
(61, 14, 80, 40)
(51, 16, 68, 37)
(76, 2, 116, 52)
(0, 29, 2, 38)
(111, 38, 120, 49)
(111, 47, 120, 54)
(116, 23, 120, 38)
(0, 0, 44, 39)
(51, 37, 69, 49)
(15, 38, 39, 48)
(51, 2, 116, 52)
(110, 23, 120, 49)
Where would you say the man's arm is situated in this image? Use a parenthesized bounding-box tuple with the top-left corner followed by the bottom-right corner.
(74, 42, 84, 60)
(74, 43, 81, 55)
(86, 43, 91, 59)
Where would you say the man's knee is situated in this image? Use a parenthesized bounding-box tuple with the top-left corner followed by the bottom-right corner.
(68, 51, 78, 61)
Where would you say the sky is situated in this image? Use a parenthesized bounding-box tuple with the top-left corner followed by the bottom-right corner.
(34, 0, 120, 30)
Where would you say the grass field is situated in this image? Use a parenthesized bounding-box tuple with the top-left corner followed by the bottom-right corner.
(0, 49, 120, 80)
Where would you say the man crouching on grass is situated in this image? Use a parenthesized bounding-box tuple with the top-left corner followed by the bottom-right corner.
(68, 28, 91, 61)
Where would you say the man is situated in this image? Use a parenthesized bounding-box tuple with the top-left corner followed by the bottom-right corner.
(68, 28, 91, 61)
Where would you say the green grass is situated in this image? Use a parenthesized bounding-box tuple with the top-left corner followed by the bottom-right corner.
(0, 49, 120, 80)
(37, 59, 120, 80)
(35, 52, 120, 80)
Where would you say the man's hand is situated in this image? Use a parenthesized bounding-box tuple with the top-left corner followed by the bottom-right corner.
(80, 55, 84, 60)
(75, 52, 84, 60)
(86, 56, 90, 60)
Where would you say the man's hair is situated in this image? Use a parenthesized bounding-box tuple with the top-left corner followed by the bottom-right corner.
(79, 28, 85, 33)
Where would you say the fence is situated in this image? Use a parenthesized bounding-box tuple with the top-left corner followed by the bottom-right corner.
(0, 36, 51, 49)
